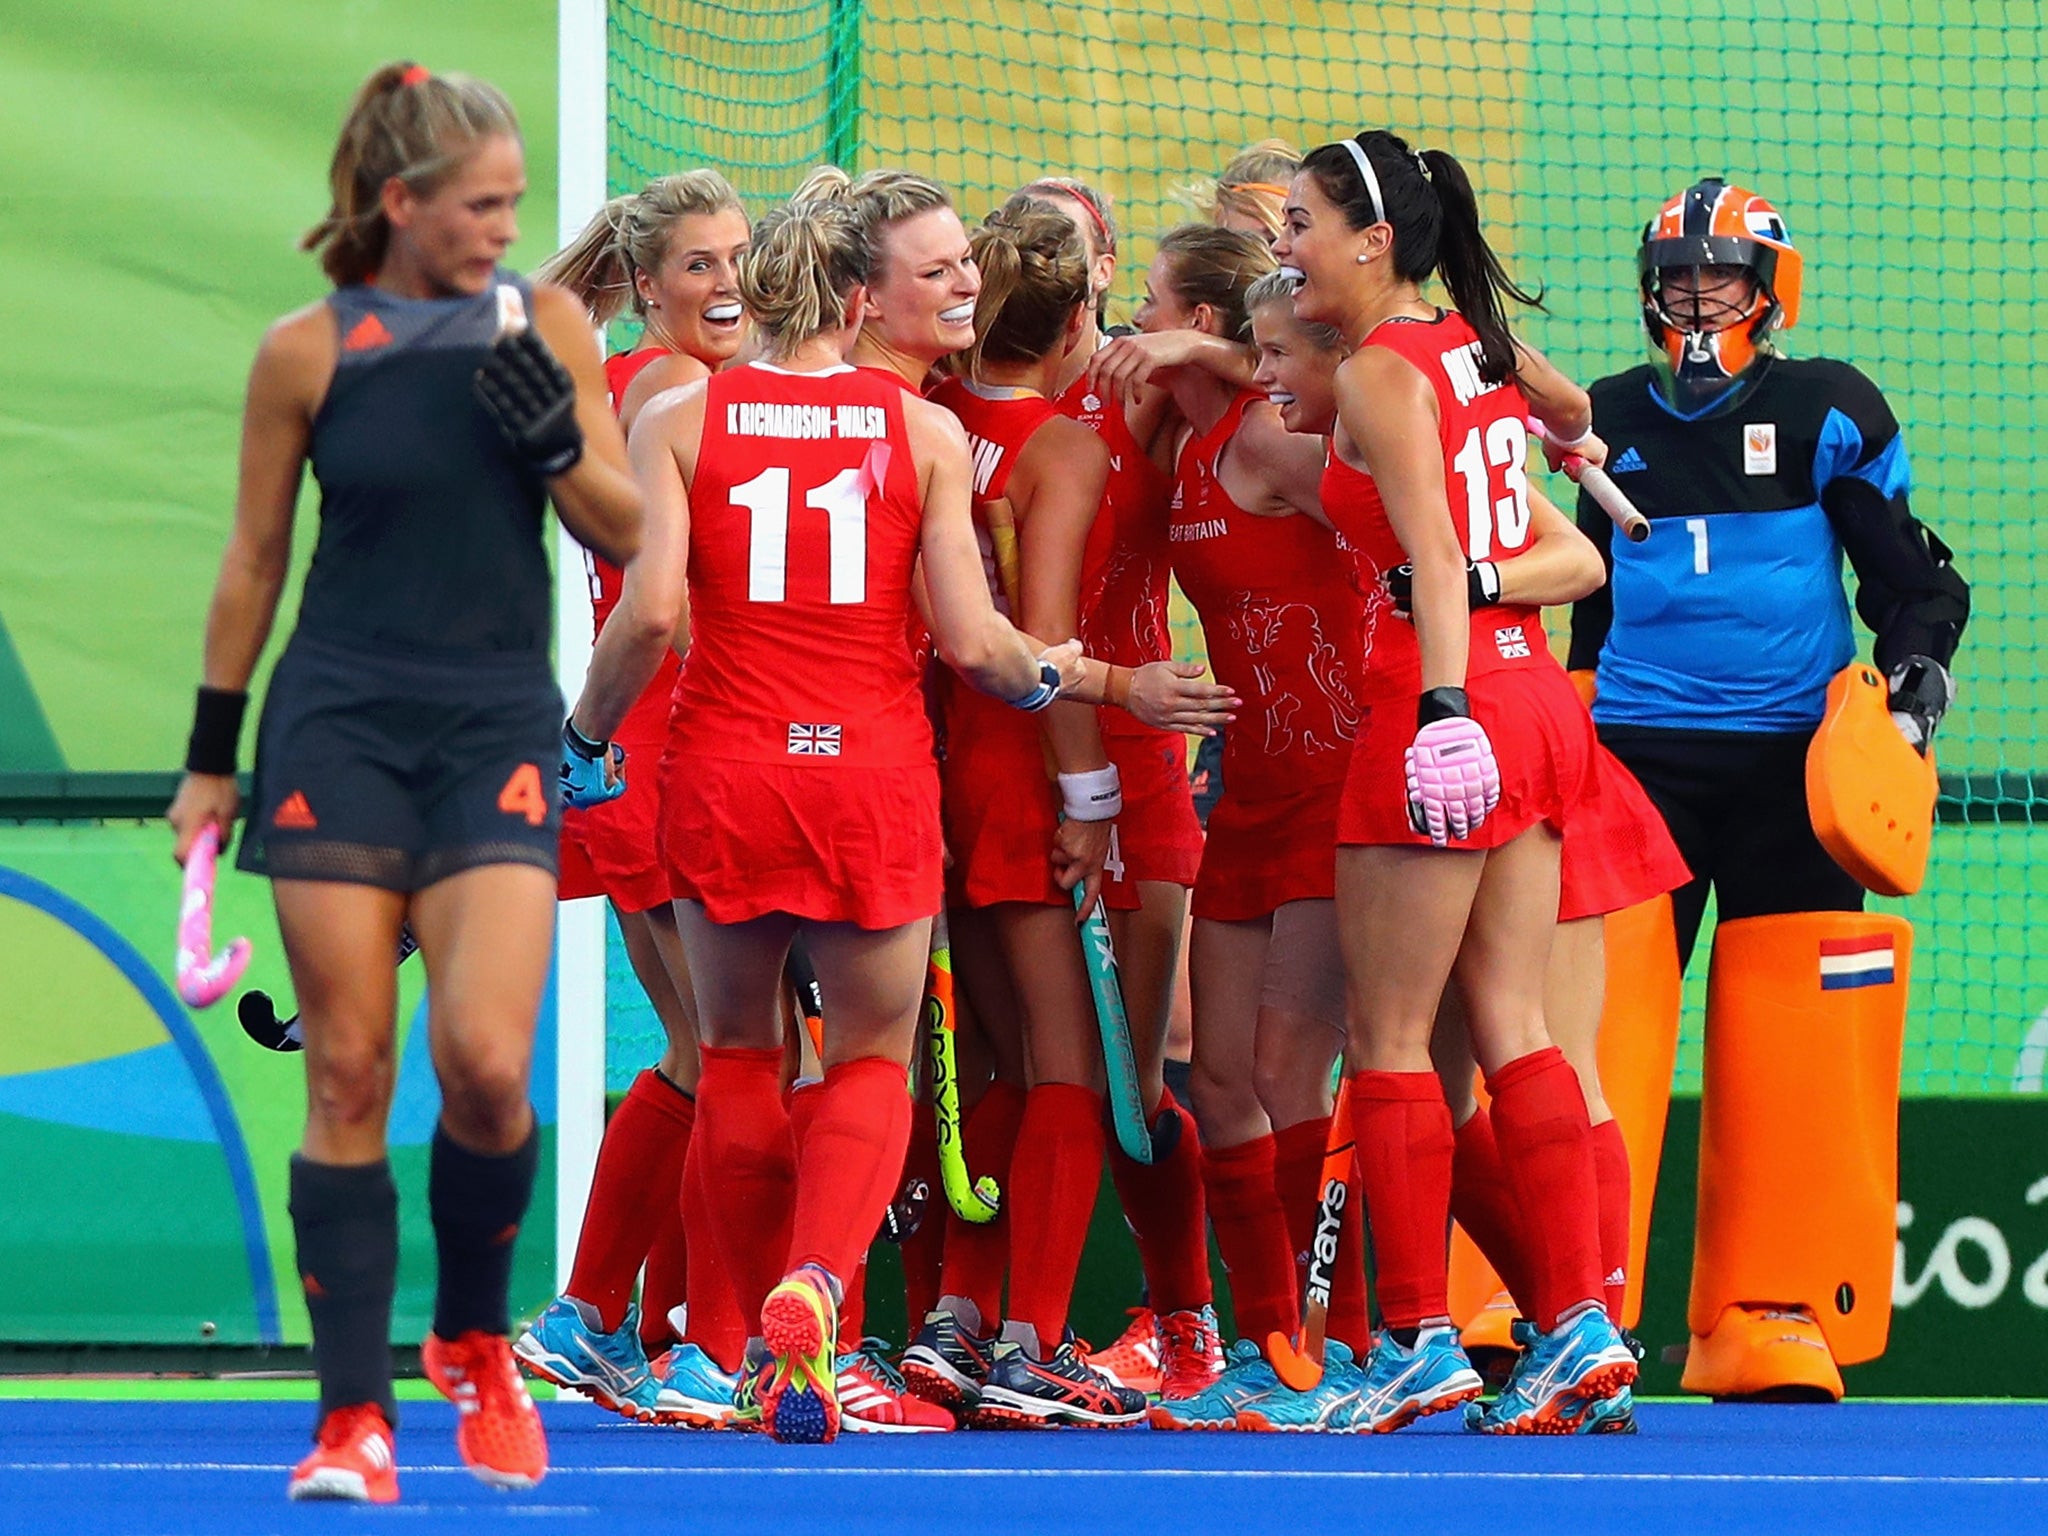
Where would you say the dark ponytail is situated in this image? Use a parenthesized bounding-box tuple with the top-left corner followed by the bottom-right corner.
(1301, 131, 1542, 383)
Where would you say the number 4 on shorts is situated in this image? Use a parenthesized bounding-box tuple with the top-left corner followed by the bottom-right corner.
(497, 763, 548, 826)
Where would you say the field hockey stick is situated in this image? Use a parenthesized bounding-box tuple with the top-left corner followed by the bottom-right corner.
(1074, 891, 1161, 1164)
(175, 824, 252, 1009)
(237, 925, 418, 1051)
(1266, 1074, 1357, 1391)
(925, 911, 1002, 1223)
(785, 943, 828, 1065)
(984, 499, 1159, 1163)
(1530, 416, 1648, 543)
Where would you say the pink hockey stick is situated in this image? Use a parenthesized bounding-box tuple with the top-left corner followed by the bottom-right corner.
(176, 823, 252, 1008)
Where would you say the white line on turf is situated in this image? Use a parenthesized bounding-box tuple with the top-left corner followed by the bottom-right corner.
(8, 1464, 2048, 1486)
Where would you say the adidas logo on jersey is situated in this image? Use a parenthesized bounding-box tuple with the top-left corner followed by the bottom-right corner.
(1494, 625, 1532, 660)
(343, 313, 392, 352)
(1611, 446, 1647, 474)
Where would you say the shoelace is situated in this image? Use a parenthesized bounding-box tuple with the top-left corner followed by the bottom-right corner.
(852, 1340, 911, 1391)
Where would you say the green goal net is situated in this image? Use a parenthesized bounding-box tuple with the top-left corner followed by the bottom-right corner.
(604, 0, 2046, 1096)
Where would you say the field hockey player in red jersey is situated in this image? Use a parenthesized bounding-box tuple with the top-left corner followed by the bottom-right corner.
(1280, 129, 1638, 1434)
(571, 193, 1084, 1443)
(168, 62, 642, 1500)
(514, 170, 754, 1428)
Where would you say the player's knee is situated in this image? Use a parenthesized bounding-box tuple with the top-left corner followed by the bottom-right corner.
(1188, 1054, 1260, 1140)
(1252, 1047, 1328, 1126)
(435, 1048, 533, 1139)
(306, 1044, 396, 1133)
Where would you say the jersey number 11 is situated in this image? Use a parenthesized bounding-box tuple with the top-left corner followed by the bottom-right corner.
(732, 466, 870, 604)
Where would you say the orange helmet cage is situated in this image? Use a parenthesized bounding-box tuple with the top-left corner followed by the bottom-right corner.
(1639, 179, 1803, 402)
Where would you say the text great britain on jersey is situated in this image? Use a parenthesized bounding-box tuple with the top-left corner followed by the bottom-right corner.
(725, 402, 888, 440)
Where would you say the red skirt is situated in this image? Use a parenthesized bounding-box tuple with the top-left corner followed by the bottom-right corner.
(660, 748, 943, 930)
(1338, 664, 1594, 850)
(1103, 724, 1203, 894)
(1557, 743, 1691, 922)
(557, 658, 676, 912)
(1192, 779, 1343, 922)
(941, 688, 1139, 911)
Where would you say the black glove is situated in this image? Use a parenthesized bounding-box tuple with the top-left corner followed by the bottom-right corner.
(1887, 654, 1955, 753)
(475, 329, 584, 476)
(1383, 559, 1501, 618)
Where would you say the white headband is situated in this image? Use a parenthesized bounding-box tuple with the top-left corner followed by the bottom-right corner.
(1341, 138, 1387, 227)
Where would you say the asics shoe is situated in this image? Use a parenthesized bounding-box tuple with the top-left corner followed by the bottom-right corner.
(288, 1403, 398, 1504)
(1084, 1307, 1162, 1397)
(759, 1265, 841, 1444)
(1157, 1306, 1226, 1401)
(974, 1333, 1148, 1428)
(837, 1339, 956, 1433)
(423, 1330, 548, 1489)
(901, 1308, 998, 1410)
(1148, 1337, 1274, 1430)
(1344, 1327, 1485, 1433)
(514, 1297, 662, 1423)
(648, 1341, 737, 1428)
(1467, 1308, 1638, 1435)
(1235, 1340, 1366, 1433)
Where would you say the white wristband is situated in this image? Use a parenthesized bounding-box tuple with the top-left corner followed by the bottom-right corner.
(1058, 765, 1123, 822)
(1544, 419, 1594, 450)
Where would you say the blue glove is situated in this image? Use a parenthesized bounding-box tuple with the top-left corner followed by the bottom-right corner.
(560, 719, 626, 809)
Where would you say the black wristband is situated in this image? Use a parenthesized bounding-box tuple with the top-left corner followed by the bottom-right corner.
(1415, 686, 1471, 729)
(562, 716, 607, 760)
(185, 686, 248, 776)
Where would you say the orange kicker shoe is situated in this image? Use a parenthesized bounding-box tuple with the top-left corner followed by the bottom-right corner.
(1680, 1303, 1844, 1402)
(1084, 1307, 1162, 1398)
(423, 1330, 550, 1488)
(288, 1403, 399, 1504)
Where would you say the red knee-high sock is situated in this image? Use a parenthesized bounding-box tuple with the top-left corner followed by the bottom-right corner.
(680, 1122, 747, 1373)
(694, 1046, 795, 1329)
(789, 1057, 913, 1296)
(843, 1256, 869, 1343)
(1485, 1047, 1602, 1333)
(1349, 1071, 1455, 1331)
(1106, 1086, 1210, 1314)
(566, 1069, 695, 1333)
(1589, 1117, 1631, 1321)
(1271, 1117, 1369, 1353)
(1201, 1133, 1298, 1348)
(1451, 1106, 1537, 1317)
(1004, 1083, 1105, 1348)
(939, 1080, 1025, 1329)
(900, 1107, 945, 1327)
(639, 1159, 690, 1350)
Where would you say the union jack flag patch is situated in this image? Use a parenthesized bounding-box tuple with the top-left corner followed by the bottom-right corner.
(788, 723, 842, 756)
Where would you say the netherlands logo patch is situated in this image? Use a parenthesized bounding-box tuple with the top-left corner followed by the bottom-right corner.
(787, 723, 842, 756)
(1819, 935, 1896, 990)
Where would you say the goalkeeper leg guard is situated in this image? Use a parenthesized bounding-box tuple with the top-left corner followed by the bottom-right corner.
(1593, 895, 1683, 1329)
(1683, 912, 1909, 1399)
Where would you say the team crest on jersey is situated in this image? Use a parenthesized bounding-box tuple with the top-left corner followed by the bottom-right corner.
(788, 723, 842, 756)
(1743, 422, 1777, 476)
(1494, 625, 1531, 660)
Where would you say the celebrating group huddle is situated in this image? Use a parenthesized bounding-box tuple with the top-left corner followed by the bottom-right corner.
(168, 55, 1965, 1507)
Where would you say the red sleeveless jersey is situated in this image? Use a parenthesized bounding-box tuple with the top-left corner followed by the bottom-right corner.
(1170, 390, 1364, 803)
(586, 347, 672, 634)
(1058, 371, 1175, 679)
(670, 362, 928, 766)
(1319, 310, 1549, 701)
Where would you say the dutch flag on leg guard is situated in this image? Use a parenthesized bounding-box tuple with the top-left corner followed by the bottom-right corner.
(1818, 935, 1897, 990)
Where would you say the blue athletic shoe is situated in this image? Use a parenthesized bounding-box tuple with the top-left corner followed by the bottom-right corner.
(514, 1297, 663, 1422)
(648, 1341, 738, 1428)
(1345, 1326, 1485, 1433)
(1148, 1338, 1276, 1430)
(1466, 1308, 1638, 1435)
(1234, 1340, 1366, 1433)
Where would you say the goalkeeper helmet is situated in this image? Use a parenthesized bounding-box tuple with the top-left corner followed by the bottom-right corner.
(1639, 179, 1802, 411)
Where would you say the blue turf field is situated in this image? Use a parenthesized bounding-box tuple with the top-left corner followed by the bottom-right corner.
(3, 1400, 2044, 1535)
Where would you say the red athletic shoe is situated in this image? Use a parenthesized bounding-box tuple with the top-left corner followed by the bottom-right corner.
(1157, 1306, 1226, 1401)
(837, 1340, 956, 1433)
(288, 1403, 398, 1504)
(423, 1330, 549, 1489)
(1084, 1307, 1162, 1397)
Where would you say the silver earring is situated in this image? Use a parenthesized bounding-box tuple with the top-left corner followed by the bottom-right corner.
(1355, 253, 1370, 264)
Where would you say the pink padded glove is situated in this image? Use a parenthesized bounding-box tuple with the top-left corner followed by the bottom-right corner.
(1404, 716, 1501, 846)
